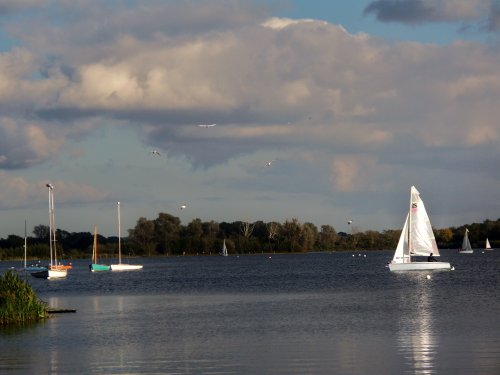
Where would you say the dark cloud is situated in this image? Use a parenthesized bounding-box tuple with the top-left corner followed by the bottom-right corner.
(364, 0, 500, 33)
(364, 0, 436, 23)
(0, 0, 44, 16)
(487, 1, 500, 31)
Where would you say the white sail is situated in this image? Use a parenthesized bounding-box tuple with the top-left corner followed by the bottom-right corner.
(389, 186, 451, 271)
(409, 186, 439, 257)
(392, 213, 410, 264)
(462, 229, 472, 251)
(485, 238, 492, 250)
(221, 239, 228, 256)
(459, 228, 473, 253)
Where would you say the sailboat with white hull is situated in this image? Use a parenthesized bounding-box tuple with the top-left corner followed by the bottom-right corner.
(31, 184, 68, 279)
(110, 202, 143, 271)
(458, 228, 473, 254)
(388, 186, 451, 271)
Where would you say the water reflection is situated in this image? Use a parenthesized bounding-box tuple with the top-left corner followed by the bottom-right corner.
(396, 274, 437, 374)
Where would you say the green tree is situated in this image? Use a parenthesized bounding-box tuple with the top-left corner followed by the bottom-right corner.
(154, 213, 181, 255)
(129, 217, 156, 256)
(318, 225, 337, 251)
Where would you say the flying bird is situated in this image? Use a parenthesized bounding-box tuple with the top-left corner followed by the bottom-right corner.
(180, 204, 187, 210)
(347, 220, 353, 225)
(197, 123, 216, 128)
(150, 150, 161, 156)
(264, 159, 276, 167)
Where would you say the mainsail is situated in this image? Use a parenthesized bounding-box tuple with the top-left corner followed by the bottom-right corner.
(409, 186, 440, 257)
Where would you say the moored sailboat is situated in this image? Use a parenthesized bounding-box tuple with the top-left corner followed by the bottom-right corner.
(485, 238, 493, 251)
(458, 228, 473, 254)
(221, 239, 228, 256)
(31, 184, 68, 279)
(388, 186, 451, 271)
(90, 225, 110, 272)
(110, 201, 143, 271)
(20, 220, 46, 272)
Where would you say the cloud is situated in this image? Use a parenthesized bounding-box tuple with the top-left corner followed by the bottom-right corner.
(364, 0, 498, 32)
(0, 117, 63, 168)
(0, 2, 498, 186)
(0, 171, 111, 209)
(0, 0, 47, 16)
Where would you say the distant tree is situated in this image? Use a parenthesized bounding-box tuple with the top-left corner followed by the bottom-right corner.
(300, 222, 318, 252)
(201, 220, 219, 254)
(280, 218, 302, 252)
(154, 213, 181, 255)
(33, 225, 49, 240)
(129, 217, 156, 256)
(318, 225, 337, 251)
(240, 221, 255, 253)
(266, 222, 280, 252)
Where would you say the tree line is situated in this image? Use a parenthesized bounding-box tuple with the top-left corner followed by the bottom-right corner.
(0, 214, 498, 260)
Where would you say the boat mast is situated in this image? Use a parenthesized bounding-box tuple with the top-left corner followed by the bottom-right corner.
(93, 225, 97, 263)
(408, 186, 413, 263)
(117, 201, 121, 265)
(24, 220, 27, 269)
(46, 184, 54, 267)
(51, 185, 58, 267)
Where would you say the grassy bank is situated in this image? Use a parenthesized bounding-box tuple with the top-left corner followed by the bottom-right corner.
(0, 270, 47, 325)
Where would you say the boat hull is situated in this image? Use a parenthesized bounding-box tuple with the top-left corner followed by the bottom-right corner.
(90, 263, 111, 272)
(24, 266, 47, 272)
(110, 264, 143, 271)
(31, 268, 67, 279)
(458, 250, 473, 254)
(389, 262, 451, 271)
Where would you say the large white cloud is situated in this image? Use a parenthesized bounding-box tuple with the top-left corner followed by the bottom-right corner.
(0, 0, 499, 192)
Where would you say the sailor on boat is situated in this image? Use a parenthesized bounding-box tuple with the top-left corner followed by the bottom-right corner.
(427, 253, 437, 262)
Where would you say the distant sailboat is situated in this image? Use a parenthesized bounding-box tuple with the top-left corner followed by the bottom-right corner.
(110, 202, 143, 271)
(485, 238, 493, 251)
(221, 239, 228, 256)
(388, 186, 451, 271)
(90, 225, 110, 272)
(21, 220, 45, 272)
(458, 228, 474, 254)
(31, 184, 68, 279)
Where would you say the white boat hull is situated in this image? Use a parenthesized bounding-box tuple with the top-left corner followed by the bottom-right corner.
(389, 262, 451, 271)
(31, 268, 67, 279)
(458, 250, 473, 254)
(110, 264, 143, 271)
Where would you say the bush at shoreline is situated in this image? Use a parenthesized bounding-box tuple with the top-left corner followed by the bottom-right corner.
(0, 270, 47, 325)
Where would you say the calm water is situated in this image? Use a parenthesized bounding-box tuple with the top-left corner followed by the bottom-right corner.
(1, 250, 499, 374)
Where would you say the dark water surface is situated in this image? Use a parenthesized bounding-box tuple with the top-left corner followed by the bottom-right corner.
(1, 250, 499, 374)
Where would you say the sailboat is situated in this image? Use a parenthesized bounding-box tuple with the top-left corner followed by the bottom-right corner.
(110, 201, 143, 271)
(485, 238, 493, 251)
(221, 239, 228, 256)
(458, 228, 473, 254)
(388, 186, 451, 271)
(31, 184, 68, 279)
(20, 220, 45, 272)
(90, 225, 110, 272)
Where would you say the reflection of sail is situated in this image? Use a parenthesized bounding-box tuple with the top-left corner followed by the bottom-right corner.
(396, 276, 436, 374)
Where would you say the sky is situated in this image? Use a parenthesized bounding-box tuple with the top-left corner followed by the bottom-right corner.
(1, 0, 500, 239)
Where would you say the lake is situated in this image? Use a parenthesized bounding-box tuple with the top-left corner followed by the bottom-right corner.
(1, 250, 499, 374)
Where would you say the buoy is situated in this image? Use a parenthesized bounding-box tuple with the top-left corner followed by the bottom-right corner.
(352, 254, 355, 257)
(451, 266, 455, 271)
(363, 254, 366, 257)
(426, 274, 431, 280)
